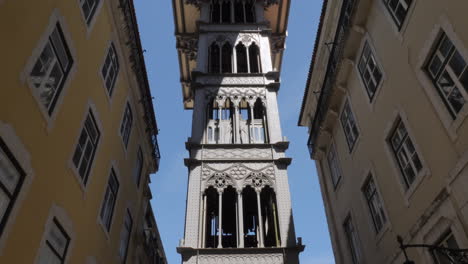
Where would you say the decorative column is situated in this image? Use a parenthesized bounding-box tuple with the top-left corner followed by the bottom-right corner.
(232, 97, 241, 144)
(237, 190, 244, 248)
(201, 194, 207, 248)
(256, 190, 264, 247)
(218, 190, 223, 248)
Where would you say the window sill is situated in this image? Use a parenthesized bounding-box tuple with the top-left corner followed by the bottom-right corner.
(403, 167, 431, 206)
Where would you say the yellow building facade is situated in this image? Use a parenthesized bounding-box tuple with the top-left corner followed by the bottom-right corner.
(0, 0, 166, 263)
(299, 0, 468, 263)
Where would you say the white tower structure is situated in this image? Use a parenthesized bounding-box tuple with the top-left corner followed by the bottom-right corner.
(173, 0, 304, 263)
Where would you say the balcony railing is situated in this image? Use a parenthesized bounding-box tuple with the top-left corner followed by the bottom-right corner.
(307, 0, 357, 158)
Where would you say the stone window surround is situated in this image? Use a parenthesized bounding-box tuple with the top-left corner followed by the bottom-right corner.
(100, 40, 121, 102)
(97, 161, 121, 241)
(20, 9, 78, 133)
(326, 140, 343, 192)
(34, 204, 75, 264)
(358, 165, 391, 242)
(119, 99, 134, 154)
(375, 0, 418, 42)
(76, 0, 105, 37)
(339, 96, 361, 155)
(355, 34, 386, 109)
(68, 100, 104, 197)
(415, 15, 468, 142)
(0, 122, 35, 255)
(382, 107, 430, 206)
(410, 196, 468, 263)
(341, 212, 364, 264)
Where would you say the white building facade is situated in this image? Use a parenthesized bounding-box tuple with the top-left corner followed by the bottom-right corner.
(173, 0, 304, 263)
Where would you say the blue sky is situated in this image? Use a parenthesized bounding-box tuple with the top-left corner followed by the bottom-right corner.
(133, 1, 332, 263)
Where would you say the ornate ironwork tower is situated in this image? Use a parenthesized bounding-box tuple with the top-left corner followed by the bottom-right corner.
(173, 0, 304, 263)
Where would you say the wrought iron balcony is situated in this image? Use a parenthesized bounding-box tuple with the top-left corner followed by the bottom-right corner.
(307, 0, 357, 157)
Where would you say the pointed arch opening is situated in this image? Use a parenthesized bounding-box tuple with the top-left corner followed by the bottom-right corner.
(204, 186, 219, 248)
(261, 186, 281, 247)
(245, 0, 255, 23)
(210, 0, 221, 23)
(248, 42, 261, 73)
(209, 42, 220, 73)
(234, 0, 245, 23)
(221, 0, 231, 23)
(236, 43, 248, 73)
(250, 98, 267, 143)
(221, 42, 233, 73)
(242, 185, 259, 248)
(221, 186, 237, 248)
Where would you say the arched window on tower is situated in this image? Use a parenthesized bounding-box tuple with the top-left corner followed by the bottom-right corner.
(234, 0, 244, 23)
(245, 0, 256, 23)
(204, 187, 219, 248)
(236, 43, 248, 73)
(248, 42, 261, 73)
(206, 99, 220, 143)
(250, 98, 267, 143)
(221, 0, 231, 23)
(221, 42, 232, 73)
(209, 42, 220, 73)
(210, 0, 221, 23)
(242, 185, 259, 248)
(261, 186, 281, 247)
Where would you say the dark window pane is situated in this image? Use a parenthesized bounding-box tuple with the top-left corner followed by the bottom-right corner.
(448, 87, 465, 113)
(439, 36, 453, 58)
(429, 56, 443, 78)
(449, 51, 466, 77)
(460, 70, 468, 90)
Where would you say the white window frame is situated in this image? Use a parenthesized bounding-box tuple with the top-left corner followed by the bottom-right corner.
(101, 43, 120, 97)
(99, 168, 120, 233)
(415, 17, 468, 141)
(120, 102, 133, 149)
(361, 173, 388, 234)
(0, 137, 26, 238)
(382, 0, 413, 30)
(119, 209, 133, 263)
(382, 108, 429, 203)
(79, 0, 101, 25)
(340, 99, 360, 153)
(326, 142, 342, 189)
(35, 205, 75, 264)
(357, 39, 385, 103)
(71, 109, 101, 186)
(21, 10, 76, 129)
(343, 215, 362, 264)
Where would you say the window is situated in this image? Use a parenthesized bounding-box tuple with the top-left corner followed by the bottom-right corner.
(236, 43, 248, 73)
(119, 210, 133, 263)
(120, 103, 133, 148)
(358, 41, 382, 100)
(327, 144, 342, 188)
(29, 23, 73, 115)
(382, 0, 412, 29)
(72, 111, 100, 184)
(100, 169, 119, 231)
(37, 218, 70, 264)
(362, 176, 387, 233)
(101, 44, 120, 96)
(211, 0, 255, 24)
(0, 138, 26, 237)
(432, 231, 460, 264)
(425, 32, 468, 119)
(133, 148, 143, 187)
(389, 119, 422, 190)
(343, 216, 361, 264)
(80, 0, 100, 25)
(340, 101, 359, 151)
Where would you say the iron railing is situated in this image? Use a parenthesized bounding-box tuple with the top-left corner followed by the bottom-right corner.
(398, 236, 468, 264)
(307, 0, 357, 158)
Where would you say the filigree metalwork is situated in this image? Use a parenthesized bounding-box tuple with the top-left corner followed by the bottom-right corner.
(397, 236, 468, 264)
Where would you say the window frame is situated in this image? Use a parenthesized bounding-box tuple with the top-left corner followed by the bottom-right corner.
(119, 209, 133, 263)
(343, 215, 362, 264)
(120, 103, 133, 149)
(28, 22, 74, 116)
(357, 40, 384, 102)
(340, 100, 360, 152)
(42, 218, 71, 264)
(79, 0, 101, 25)
(101, 43, 120, 97)
(382, 0, 413, 30)
(0, 137, 26, 238)
(424, 31, 468, 120)
(326, 143, 342, 189)
(71, 110, 101, 186)
(99, 169, 119, 232)
(361, 174, 387, 234)
(432, 230, 460, 264)
(387, 118, 424, 191)
(133, 147, 144, 187)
